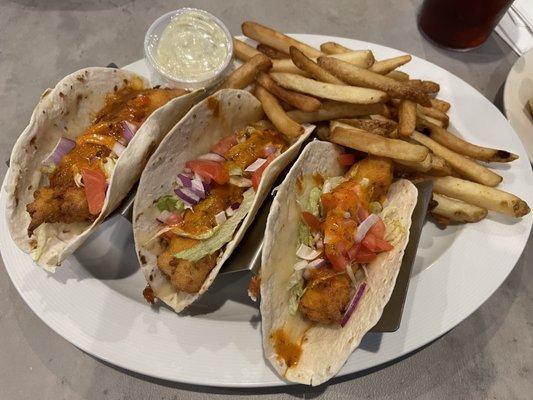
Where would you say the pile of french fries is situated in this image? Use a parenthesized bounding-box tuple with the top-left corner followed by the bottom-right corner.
(221, 21, 530, 227)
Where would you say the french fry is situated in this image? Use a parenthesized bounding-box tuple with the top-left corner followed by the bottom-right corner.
(417, 104, 449, 125)
(257, 43, 289, 59)
(233, 38, 261, 61)
(288, 101, 386, 123)
(428, 154, 452, 176)
(422, 122, 519, 163)
(370, 55, 412, 75)
(272, 50, 374, 74)
(394, 152, 432, 172)
(335, 118, 398, 137)
(430, 98, 451, 112)
(289, 46, 344, 84)
(251, 119, 275, 130)
(318, 56, 431, 106)
(242, 21, 323, 58)
(221, 54, 272, 90)
(431, 176, 530, 217)
(330, 126, 429, 162)
(411, 131, 502, 187)
(270, 72, 388, 104)
(431, 193, 488, 223)
(320, 41, 354, 54)
(398, 100, 417, 136)
(256, 72, 321, 112)
(407, 79, 440, 95)
(417, 113, 445, 128)
(254, 85, 304, 138)
(387, 70, 410, 82)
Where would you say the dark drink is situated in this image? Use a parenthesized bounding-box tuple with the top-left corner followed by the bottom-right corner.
(418, 0, 514, 50)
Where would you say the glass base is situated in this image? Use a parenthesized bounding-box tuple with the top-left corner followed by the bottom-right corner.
(418, 22, 486, 52)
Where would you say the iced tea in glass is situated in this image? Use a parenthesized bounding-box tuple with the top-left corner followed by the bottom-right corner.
(418, 0, 514, 50)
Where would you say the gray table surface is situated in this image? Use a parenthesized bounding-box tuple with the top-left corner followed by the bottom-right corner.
(1, 1, 531, 399)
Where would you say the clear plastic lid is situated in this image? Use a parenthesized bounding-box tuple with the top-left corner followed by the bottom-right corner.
(144, 8, 233, 90)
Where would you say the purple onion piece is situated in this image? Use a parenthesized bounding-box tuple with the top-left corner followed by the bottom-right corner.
(177, 173, 193, 188)
(340, 282, 367, 328)
(230, 202, 240, 210)
(42, 137, 76, 166)
(122, 121, 137, 143)
(174, 188, 198, 206)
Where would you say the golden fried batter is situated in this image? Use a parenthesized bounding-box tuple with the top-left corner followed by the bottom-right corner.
(26, 186, 94, 235)
(298, 267, 352, 324)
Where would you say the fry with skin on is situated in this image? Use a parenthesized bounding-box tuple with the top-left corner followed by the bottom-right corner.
(256, 72, 321, 112)
(394, 152, 432, 172)
(369, 55, 412, 75)
(289, 46, 344, 84)
(407, 79, 440, 95)
(398, 100, 417, 136)
(394, 153, 451, 176)
(417, 104, 449, 124)
(330, 125, 429, 162)
(255, 85, 304, 138)
(387, 70, 410, 82)
(314, 124, 331, 140)
(318, 56, 431, 106)
(272, 50, 374, 74)
(242, 21, 323, 58)
(270, 72, 388, 104)
(288, 101, 387, 123)
(335, 118, 398, 137)
(221, 54, 272, 90)
(431, 176, 530, 217)
(416, 113, 445, 128)
(431, 193, 488, 224)
(421, 122, 519, 163)
(320, 41, 353, 54)
(257, 43, 289, 59)
(430, 98, 451, 112)
(233, 38, 261, 61)
(411, 131, 502, 187)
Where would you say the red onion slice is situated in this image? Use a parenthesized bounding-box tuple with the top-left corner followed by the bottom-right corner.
(174, 188, 199, 206)
(262, 143, 278, 157)
(293, 260, 309, 271)
(122, 121, 137, 143)
(244, 158, 267, 172)
(296, 244, 322, 260)
(307, 258, 325, 269)
(191, 174, 206, 198)
(156, 210, 172, 223)
(177, 173, 193, 188)
(198, 152, 225, 162)
(112, 142, 126, 157)
(42, 137, 76, 166)
(340, 282, 367, 327)
(354, 214, 380, 243)
(229, 176, 252, 188)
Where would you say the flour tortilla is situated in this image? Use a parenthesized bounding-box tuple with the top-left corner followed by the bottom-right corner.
(133, 89, 314, 313)
(5, 67, 205, 271)
(260, 140, 418, 385)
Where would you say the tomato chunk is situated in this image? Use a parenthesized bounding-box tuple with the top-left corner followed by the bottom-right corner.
(211, 134, 237, 156)
(251, 154, 276, 191)
(338, 153, 356, 166)
(82, 168, 107, 215)
(164, 212, 184, 226)
(368, 217, 386, 239)
(186, 160, 229, 185)
(353, 247, 377, 263)
(301, 211, 321, 232)
(325, 244, 349, 272)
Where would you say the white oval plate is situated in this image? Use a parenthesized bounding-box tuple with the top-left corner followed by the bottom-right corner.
(2, 34, 532, 387)
(504, 47, 533, 162)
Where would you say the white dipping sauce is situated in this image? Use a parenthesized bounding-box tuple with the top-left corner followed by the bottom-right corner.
(155, 10, 229, 82)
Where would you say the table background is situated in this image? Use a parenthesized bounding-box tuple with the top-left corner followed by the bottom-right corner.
(0, 1, 531, 399)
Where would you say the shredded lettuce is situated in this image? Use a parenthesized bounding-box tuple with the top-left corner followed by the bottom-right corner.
(306, 187, 321, 217)
(298, 221, 312, 247)
(30, 225, 47, 262)
(287, 270, 306, 315)
(370, 201, 382, 215)
(380, 206, 406, 245)
(156, 195, 184, 212)
(173, 189, 255, 262)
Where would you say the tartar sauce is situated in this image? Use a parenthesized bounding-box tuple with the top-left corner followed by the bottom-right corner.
(155, 10, 230, 82)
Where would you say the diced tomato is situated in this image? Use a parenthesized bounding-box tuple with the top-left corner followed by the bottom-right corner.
(338, 153, 356, 166)
(362, 233, 378, 252)
(251, 153, 276, 191)
(325, 244, 349, 272)
(368, 217, 386, 239)
(82, 168, 107, 215)
(353, 247, 377, 263)
(211, 134, 237, 156)
(357, 206, 369, 223)
(347, 242, 361, 261)
(164, 212, 184, 226)
(301, 211, 321, 232)
(186, 160, 229, 185)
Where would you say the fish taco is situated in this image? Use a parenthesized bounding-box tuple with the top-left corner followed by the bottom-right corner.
(133, 88, 314, 312)
(5, 67, 204, 270)
(260, 140, 417, 385)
